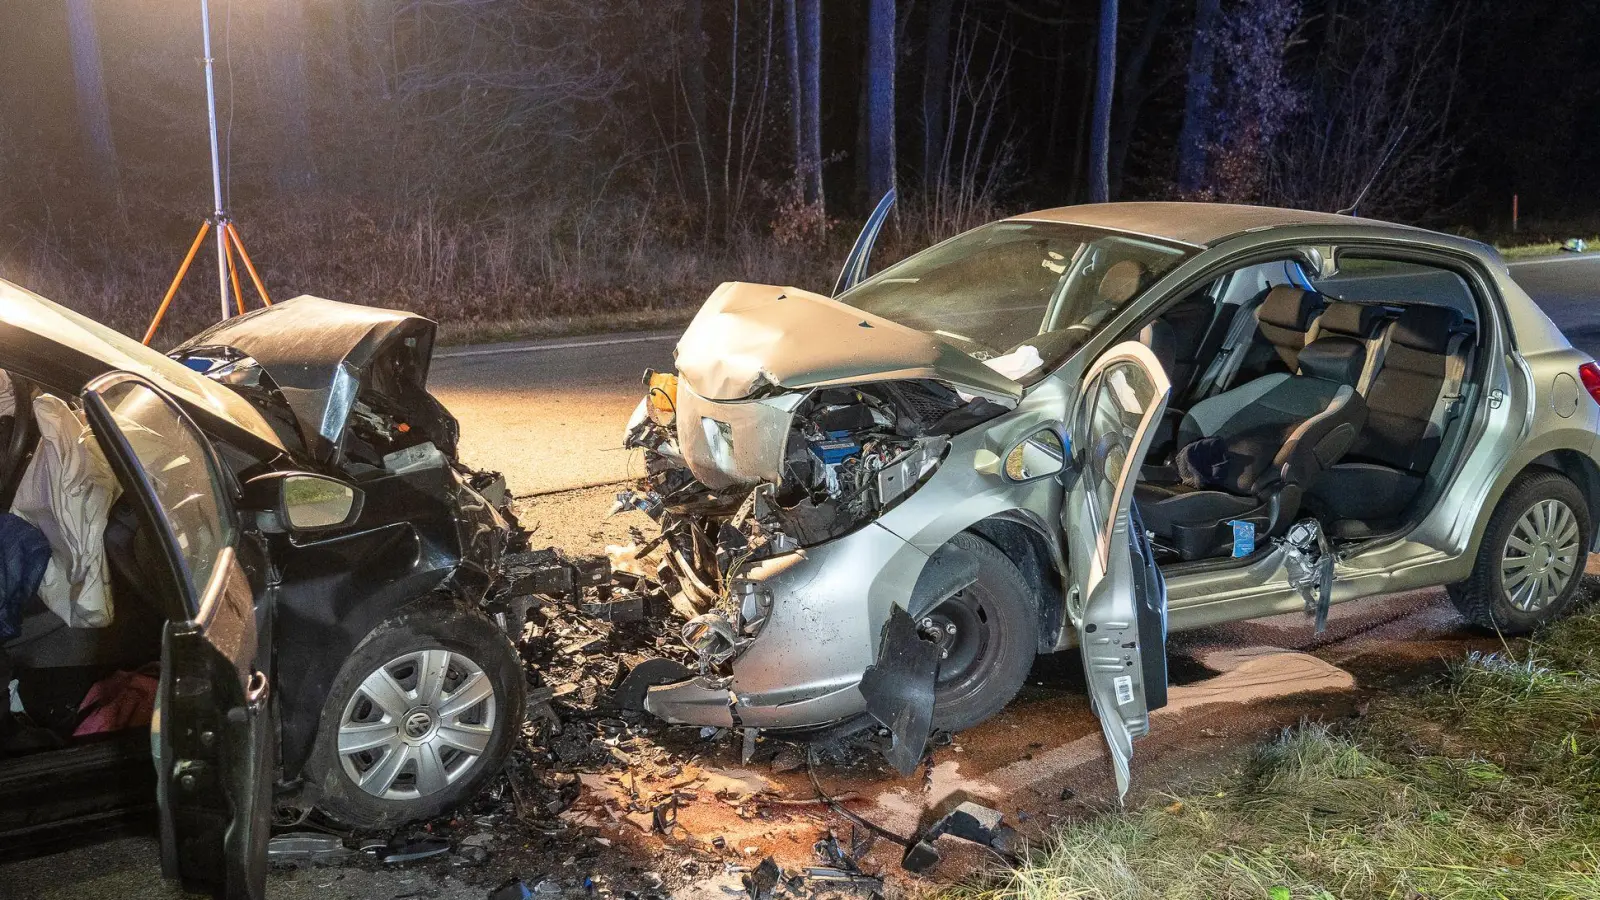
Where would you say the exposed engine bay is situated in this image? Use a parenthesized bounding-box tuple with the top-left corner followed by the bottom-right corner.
(620, 370, 1006, 667)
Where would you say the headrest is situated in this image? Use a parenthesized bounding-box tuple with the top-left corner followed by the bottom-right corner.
(1099, 259, 1147, 304)
(1392, 304, 1466, 353)
(1258, 286, 1324, 332)
(1318, 301, 1385, 338)
(1297, 335, 1367, 385)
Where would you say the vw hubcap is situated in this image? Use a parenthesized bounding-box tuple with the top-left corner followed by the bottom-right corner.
(338, 649, 497, 801)
(1501, 498, 1581, 613)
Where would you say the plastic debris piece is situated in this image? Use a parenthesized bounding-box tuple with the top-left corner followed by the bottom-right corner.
(266, 832, 351, 864)
(742, 857, 782, 900)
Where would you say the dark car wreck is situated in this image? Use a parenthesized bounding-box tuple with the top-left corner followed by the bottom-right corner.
(619, 199, 1600, 798)
(0, 286, 540, 899)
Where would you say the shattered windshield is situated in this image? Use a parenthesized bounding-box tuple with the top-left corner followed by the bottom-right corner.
(838, 221, 1194, 383)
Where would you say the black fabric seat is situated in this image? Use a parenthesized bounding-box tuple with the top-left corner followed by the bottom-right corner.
(1311, 301, 1391, 394)
(1136, 333, 1369, 560)
(1306, 304, 1471, 529)
(1231, 286, 1326, 386)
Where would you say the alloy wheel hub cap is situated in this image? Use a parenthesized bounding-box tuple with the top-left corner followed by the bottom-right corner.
(336, 649, 498, 801)
(1501, 498, 1581, 613)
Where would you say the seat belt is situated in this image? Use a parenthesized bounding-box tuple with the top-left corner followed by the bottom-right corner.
(1194, 297, 1267, 399)
(1357, 321, 1396, 397)
(1422, 332, 1471, 445)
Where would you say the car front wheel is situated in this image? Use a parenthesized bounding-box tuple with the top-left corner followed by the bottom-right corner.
(306, 603, 525, 829)
(1448, 470, 1592, 633)
(926, 533, 1039, 733)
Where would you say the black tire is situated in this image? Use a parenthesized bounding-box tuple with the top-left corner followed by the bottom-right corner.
(926, 533, 1039, 733)
(1447, 470, 1592, 634)
(305, 603, 525, 829)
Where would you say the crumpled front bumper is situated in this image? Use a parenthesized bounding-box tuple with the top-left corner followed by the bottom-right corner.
(643, 521, 931, 730)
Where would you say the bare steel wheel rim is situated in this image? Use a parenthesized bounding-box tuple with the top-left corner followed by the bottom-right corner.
(338, 649, 497, 801)
(1501, 498, 1582, 614)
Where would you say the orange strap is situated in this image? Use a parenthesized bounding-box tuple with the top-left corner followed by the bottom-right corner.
(143, 221, 211, 346)
(227, 222, 272, 306)
(223, 227, 245, 317)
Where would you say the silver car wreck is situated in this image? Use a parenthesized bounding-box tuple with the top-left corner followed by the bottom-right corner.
(621, 200, 1600, 794)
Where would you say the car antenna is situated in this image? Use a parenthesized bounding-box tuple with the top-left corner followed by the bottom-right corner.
(1337, 125, 1409, 217)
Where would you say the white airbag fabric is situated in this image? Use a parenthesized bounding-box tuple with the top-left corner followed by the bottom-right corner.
(11, 394, 122, 628)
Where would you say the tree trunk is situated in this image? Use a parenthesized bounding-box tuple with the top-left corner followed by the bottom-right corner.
(1088, 0, 1118, 202)
(798, 0, 824, 209)
(1110, 0, 1172, 195)
(269, 0, 316, 192)
(683, 0, 712, 220)
(359, 0, 392, 99)
(1177, 0, 1220, 193)
(863, 0, 897, 203)
(920, 0, 954, 186)
(65, 0, 116, 189)
(784, 0, 803, 189)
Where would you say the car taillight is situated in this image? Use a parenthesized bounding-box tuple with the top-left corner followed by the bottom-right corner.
(1580, 363, 1600, 405)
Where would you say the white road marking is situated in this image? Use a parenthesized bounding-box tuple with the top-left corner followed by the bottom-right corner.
(436, 333, 677, 360)
(1507, 253, 1600, 268)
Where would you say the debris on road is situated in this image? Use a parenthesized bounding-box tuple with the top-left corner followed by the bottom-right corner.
(899, 801, 1019, 875)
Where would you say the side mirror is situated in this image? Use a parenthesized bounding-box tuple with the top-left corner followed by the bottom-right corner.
(1004, 429, 1066, 482)
(243, 472, 363, 534)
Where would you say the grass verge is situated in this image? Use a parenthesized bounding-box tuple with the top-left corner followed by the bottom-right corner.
(1497, 239, 1600, 261)
(954, 604, 1600, 900)
(435, 306, 698, 347)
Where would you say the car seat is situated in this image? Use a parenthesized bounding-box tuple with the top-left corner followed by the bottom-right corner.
(1135, 332, 1370, 560)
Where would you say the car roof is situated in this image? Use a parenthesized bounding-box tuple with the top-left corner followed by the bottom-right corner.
(0, 278, 288, 456)
(1009, 201, 1434, 248)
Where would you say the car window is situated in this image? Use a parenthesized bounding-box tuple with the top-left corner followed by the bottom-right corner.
(838, 221, 1194, 383)
(1316, 256, 1477, 323)
(97, 379, 234, 604)
(1080, 360, 1160, 564)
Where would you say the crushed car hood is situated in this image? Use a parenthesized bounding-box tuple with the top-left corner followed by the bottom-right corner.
(675, 282, 1024, 403)
(176, 295, 451, 464)
(0, 278, 287, 458)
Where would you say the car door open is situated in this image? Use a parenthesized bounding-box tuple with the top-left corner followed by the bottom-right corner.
(1063, 341, 1172, 800)
(81, 372, 271, 900)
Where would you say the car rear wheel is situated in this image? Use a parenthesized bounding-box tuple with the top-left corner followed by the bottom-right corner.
(927, 534, 1038, 733)
(1448, 471, 1592, 633)
(306, 603, 525, 829)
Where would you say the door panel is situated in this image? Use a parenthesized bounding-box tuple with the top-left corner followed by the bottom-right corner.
(833, 189, 897, 296)
(1063, 342, 1171, 799)
(82, 372, 270, 900)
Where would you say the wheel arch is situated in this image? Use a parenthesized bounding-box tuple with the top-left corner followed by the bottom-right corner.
(1528, 450, 1600, 550)
(967, 511, 1067, 652)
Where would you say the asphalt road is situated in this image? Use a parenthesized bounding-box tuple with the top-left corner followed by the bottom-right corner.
(433, 253, 1600, 496)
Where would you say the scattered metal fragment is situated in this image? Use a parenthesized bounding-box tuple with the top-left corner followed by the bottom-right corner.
(377, 835, 452, 864)
(742, 857, 782, 900)
(651, 793, 679, 835)
(265, 832, 351, 864)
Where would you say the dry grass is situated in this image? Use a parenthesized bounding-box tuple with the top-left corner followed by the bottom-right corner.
(0, 196, 869, 348)
(952, 601, 1600, 900)
(0, 188, 995, 350)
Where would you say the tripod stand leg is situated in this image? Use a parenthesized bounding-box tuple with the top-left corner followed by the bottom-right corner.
(224, 227, 246, 317)
(226, 223, 272, 306)
(144, 220, 212, 346)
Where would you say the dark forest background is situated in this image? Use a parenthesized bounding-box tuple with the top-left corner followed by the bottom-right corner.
(1, 0, 1596, 341)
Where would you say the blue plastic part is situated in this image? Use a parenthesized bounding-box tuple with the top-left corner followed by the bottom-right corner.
(1229, 520, 1256, 558)
(810, 438, 861, 466)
